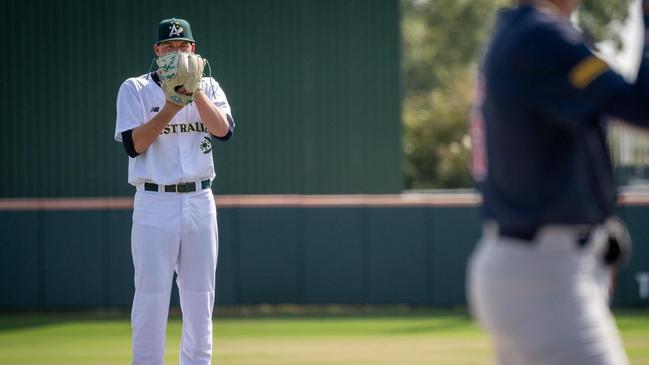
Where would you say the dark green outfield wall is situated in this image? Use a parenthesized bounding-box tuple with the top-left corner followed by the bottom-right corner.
(2, 201, 648, 310)
(616, 205, 649, 306)
(2, 0, 401, 197)
(217, 206, 481, 305)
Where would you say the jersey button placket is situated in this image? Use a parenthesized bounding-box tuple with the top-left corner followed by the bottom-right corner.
(177, 109, 188, 177)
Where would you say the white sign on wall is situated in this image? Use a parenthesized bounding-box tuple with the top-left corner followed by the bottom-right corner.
(636, 272, 649, 299)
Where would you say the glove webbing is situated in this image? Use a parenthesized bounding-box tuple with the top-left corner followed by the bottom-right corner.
(146, 56, 217, 100)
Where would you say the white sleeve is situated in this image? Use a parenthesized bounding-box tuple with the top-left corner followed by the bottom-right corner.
(115, 81, 144, 142)
(205, 78, 234, 126)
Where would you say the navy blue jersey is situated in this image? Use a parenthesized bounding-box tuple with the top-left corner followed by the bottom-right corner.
(472, 5, 649, 235)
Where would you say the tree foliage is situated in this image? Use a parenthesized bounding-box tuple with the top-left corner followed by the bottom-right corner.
(577, 0, 633, 50)
(402, 0, 634, 190)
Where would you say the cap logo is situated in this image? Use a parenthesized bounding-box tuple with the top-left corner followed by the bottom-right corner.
(169, 22, 184, 37)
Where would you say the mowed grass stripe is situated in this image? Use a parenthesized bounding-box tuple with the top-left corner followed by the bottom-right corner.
(0, 310, 647, 365)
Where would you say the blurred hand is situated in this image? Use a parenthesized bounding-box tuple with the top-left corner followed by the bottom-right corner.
(174, 86, 192, 95)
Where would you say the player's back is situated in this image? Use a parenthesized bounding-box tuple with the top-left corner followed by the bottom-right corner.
(477, 6, 616, 234)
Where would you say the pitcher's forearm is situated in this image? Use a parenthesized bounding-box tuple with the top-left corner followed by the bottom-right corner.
(132, 102, 183, 153)
(194, 91, 230, 138)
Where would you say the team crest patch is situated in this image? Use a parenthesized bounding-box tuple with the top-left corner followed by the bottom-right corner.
(200, 137, 212, 154)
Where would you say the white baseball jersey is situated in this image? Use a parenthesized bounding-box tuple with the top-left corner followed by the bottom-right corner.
(115, 74, 233, 186)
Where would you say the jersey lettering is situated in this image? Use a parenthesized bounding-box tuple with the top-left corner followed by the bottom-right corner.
(161, 122, 208, 135)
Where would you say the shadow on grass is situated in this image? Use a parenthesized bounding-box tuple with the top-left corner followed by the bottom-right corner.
(213, 304, 471, 319)
(1, 306, 645, 333)
(0, 305, 470, 332)
(0, 310, 130, 333)
(385, 317, 475, 335)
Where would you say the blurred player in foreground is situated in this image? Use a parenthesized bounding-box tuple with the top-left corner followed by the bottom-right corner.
(467, 0, 648, 364)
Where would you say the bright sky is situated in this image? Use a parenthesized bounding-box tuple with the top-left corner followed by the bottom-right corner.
(597, 0, 643, 80)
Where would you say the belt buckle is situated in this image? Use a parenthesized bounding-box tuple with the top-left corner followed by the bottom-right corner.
(175, 182, 193, 193)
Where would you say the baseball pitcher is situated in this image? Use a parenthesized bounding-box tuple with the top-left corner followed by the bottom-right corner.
(114, 18, 234, 365)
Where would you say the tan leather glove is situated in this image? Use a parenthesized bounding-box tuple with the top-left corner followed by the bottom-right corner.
(156, 51, 206, 106)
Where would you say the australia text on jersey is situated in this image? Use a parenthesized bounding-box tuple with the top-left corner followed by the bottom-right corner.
(161, 122, 210, 135)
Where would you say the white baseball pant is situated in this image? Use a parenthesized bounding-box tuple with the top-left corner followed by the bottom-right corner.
(130, 188, 218, 365)
(468, 223, 629, 365)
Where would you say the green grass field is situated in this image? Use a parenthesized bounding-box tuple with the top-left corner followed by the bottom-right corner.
(0, 308, 647, 365)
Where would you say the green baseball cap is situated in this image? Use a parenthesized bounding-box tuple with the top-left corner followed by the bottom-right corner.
(156, 18, 194, 44)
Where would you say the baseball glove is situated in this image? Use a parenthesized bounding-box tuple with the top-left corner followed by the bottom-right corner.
(156, 51, 205, 106)
(603, 216, 633, 269)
